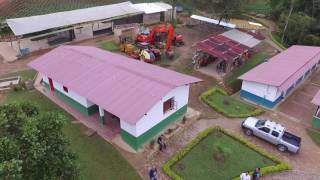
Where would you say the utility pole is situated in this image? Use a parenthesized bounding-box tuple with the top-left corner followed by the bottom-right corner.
(281, 0, 294, 43)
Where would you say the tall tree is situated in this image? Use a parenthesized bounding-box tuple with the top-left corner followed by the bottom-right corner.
(203, 0, 247, 24)
(0, 103, 79, 179)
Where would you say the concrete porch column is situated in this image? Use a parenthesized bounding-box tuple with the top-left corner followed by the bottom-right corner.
(99, 106, 105, 125)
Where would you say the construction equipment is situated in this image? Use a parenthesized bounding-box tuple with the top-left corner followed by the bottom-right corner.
(136, 23, 184, 50)
(119, 35, 136, 54)
(120, 35, 161, 63)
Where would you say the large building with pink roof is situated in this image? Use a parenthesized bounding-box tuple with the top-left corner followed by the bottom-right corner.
(239, 45, 320, 108)
(28, 45, 201, 150)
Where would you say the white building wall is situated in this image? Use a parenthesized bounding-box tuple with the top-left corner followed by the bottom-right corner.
(10, 38, 50, 53)
(74, 24, 93, 41)
(242, 81, 281, 102)
(92, 21, 112, 31)
(42, 74, 94, 107)
(120, 85, 190, 137)
(143, 13, 161, 25)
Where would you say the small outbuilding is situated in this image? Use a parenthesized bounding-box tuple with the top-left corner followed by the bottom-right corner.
(239, 45, 320, 108)
(28, 45, 201, 150)
(132, 2, 175, 25)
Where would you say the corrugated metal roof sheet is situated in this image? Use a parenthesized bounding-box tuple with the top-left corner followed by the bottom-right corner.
(131, 2, 170, 14)
(6, 1, 143, 36)
(28, 46, 201, 124)
(239, 45, 320, 91)
(196, 34, 249, 61)
(221, 29, 261, 48)
(190, 15, 236, 28)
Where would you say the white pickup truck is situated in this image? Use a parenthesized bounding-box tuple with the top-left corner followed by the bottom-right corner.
(241, 117, 301, 153)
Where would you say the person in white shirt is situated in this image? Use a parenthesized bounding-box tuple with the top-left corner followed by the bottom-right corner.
(240, 172, 246, 180)
(240, 171, 251, 180)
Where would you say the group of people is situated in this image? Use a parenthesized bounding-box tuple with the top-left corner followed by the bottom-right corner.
(240, 168, 261, 180)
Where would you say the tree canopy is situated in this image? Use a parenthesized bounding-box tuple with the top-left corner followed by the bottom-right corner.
(0, 103, 78, 180)
(270, 0, 320, 46)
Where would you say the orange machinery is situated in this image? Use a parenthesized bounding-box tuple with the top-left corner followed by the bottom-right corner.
(136, 24, 182, 50)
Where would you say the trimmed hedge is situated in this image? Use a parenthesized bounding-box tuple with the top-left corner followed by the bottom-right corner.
(163, 126, 291, 180)
(201, 88, 264, 118)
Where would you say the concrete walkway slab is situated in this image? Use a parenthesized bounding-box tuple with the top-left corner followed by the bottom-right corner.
(0, 42, 19, 62)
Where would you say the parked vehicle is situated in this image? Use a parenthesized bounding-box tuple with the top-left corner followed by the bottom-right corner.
(241, 117, 301, 153)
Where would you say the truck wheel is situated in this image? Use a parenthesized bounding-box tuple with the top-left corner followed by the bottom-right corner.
(277, 144, 287, 152)
(244, 129, 253, 136)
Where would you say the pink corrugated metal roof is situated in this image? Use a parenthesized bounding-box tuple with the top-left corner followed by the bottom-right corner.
(312, 90, 320, 106)
(29, 45, 201, 124)
(239, 45, 320, 91)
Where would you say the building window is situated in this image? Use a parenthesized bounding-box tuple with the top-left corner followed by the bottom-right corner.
(163, 97, 174, 114)
(63, 86, 68, 93)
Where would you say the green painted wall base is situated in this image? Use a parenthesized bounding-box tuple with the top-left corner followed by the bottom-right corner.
(121, 105, 187, 150)
(43, 82, 98, 116)
(312, 116, 320, 128)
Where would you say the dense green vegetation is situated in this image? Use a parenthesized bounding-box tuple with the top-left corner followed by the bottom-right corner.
(270, 0, 320, 46)
(0, 70, 141, 180)
(306, 129, 320, 146)
(201, 88, 264, 118)
(226, 52, 269, 92)
(0, 103, 79, 179)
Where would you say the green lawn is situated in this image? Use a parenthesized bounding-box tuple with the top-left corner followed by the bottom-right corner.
(98, 40, 120, 52)
(226, 52, 269, 92)
(0, 69, 37, 81)
(306, 128, 320, 146)
(244, 0, 271, 13)
(201, 88, 263, 118)
(171, 131, 275, 179)
(1, 71, 141, 180)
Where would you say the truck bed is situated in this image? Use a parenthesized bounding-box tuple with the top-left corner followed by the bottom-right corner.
(282, 131, 301, 147)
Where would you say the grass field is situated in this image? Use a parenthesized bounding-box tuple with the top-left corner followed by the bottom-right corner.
(203, 89, 262, 117)
(98, 40, 120, 52)
(0, 69, 37, 81)
(306, 128, 320, 146)
(171, 131, 275, 179)
(226, 52, 269, 92)
(0, 70, 141, 180)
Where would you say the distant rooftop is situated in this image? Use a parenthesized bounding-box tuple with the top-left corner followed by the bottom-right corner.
(239, 45, 320, 91)
(0, 0, 145, 19)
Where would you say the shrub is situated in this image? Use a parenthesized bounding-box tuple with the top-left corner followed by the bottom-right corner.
(163, 126, 291, 180)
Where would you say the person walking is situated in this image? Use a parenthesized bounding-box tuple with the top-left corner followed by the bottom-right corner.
(148, 166, 157, 180)
(252, 167, 261, 180)
(157, 135, 167, 151)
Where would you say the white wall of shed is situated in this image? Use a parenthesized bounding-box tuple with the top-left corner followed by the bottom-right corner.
(143, 13, 161, 25)
(241, 80, 281, 102)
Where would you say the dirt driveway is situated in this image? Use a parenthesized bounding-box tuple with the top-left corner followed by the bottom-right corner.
(277, 69, 320, 124)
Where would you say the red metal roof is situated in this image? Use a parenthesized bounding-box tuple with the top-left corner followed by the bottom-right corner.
(29, 46, 201, 124)
(196, 34, 249, 62)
